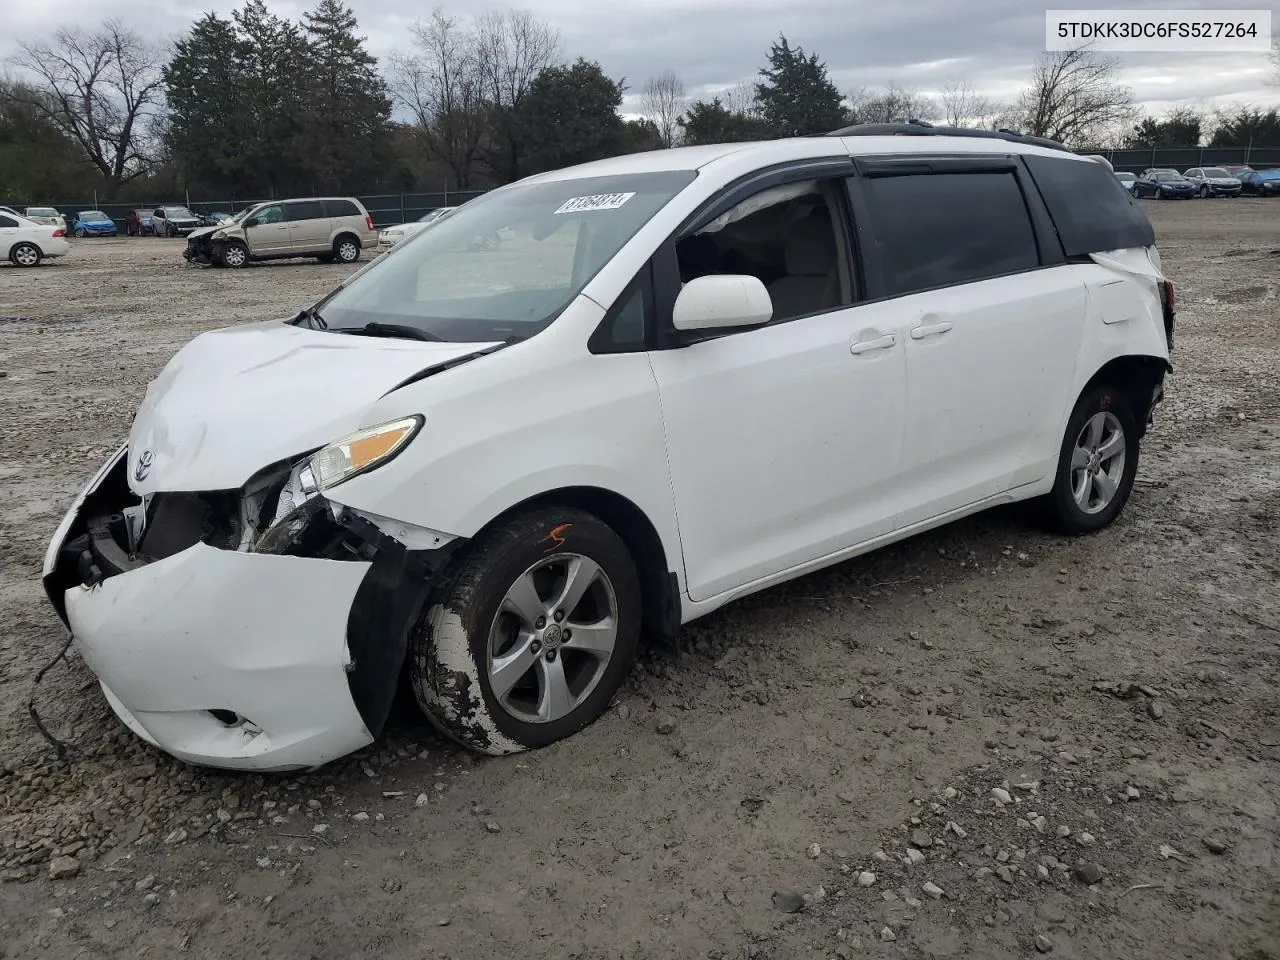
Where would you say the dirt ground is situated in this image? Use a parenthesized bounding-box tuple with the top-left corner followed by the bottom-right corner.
(1, 204, 1277, 960)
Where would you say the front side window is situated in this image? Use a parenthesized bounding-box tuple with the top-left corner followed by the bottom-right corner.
(863, 172, 1038, 297)
(251, 204, 285, 225)
(673, 177, 854, 322)
(316, 170, 696, 343)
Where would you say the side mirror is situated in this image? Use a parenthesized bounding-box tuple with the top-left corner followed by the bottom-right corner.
(672, 274, 773, 332)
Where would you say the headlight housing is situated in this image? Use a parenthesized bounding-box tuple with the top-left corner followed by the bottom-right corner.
(310, 415, 423, 490)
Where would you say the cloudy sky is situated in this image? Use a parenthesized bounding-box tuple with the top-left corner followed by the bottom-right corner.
(3, 0, 1277, 118)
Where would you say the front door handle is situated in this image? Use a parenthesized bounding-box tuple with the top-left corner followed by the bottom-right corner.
(850, 333, 897, 355)
(910, 320, 953, 340)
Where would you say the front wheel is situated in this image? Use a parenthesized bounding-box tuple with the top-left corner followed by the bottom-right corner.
(1040, 385, 1141, 534)
(74, 228, 86, 238)
(410, 507, 642, 755)
(1200, 186, 1209, 198)
(11, 242, 42, 267)
(219, 241, 249, 268)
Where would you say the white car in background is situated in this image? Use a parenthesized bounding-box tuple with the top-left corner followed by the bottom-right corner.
(1, 210, 70, 266)
(378, 206, 458, 251)
(24, 207, 67, 231)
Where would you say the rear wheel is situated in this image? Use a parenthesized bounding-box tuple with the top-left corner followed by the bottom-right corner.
(1040, 385, 1140, 534)
(409, 507, 642, 755)
(10, 242, 42, 267)
(74, 228, 86, 238)
(334, 236, 360, 264)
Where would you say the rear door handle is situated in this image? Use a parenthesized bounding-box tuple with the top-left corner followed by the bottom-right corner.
(850, 333, 897, 355)
(910, 320, 953, 340)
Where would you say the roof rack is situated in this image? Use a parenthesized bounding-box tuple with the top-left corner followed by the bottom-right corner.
(824, 119, 1073, 154)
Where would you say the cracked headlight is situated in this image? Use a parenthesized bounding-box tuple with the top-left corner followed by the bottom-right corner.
(310, 416, 422, 491)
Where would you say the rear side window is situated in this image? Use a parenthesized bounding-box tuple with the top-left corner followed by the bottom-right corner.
(1022, 154, 1156, 257)
(864, 172, 1039, 297)
(324, 199, 360, 218)
(0, 215, 18, 228)
(286, 200, 326, 221)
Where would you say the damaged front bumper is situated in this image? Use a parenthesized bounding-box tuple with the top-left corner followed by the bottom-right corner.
(42, 446, 457, 772)
(183, 233, 217, 265)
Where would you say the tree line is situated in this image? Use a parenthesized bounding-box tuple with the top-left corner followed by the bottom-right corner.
(4, 3, 1280, 204)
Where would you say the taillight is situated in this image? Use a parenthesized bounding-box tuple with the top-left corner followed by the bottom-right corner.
(52, 229, 65, 238)
(365, 215, 375, 231)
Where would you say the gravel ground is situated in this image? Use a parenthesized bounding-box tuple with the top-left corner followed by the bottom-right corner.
(1, 205, 1278, 960)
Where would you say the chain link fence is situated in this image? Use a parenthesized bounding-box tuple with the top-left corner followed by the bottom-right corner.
(2, 190, 491, 231)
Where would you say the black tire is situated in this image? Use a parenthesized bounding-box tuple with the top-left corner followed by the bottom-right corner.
(74, 228, 86, 238)
(219, 241, 249, 268)
(1200, 186, 1209, 198)
(10, 242, 42, 267)
(333, 235, 360, 264)
(410, 506, 642, 755)
(1040, 385, 1141, 534)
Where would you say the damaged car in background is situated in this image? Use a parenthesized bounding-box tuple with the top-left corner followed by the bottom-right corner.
(44, 127, 1173, 772)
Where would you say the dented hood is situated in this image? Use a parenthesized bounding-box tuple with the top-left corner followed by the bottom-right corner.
(127, 319, 499, 493)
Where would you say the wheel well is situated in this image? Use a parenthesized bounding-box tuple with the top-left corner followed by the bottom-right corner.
(1080, 355, 1169, 438)
(476, 487, 681, 652)
(334, 232, 361, 248)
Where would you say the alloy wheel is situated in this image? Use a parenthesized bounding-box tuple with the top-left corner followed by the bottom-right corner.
(1070, 411, 1126, 515)
(486, 553, 619, 724)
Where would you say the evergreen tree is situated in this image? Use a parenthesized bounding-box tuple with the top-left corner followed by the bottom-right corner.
(514, 59, 626, 174)
(162, 13, 246, 192)
(679, 99, 769, 145)
(301, 0, 393, 192)
(754, 35, 845, 138)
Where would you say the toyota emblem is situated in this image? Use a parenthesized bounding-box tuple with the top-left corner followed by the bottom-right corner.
(134, 450, 154, 482)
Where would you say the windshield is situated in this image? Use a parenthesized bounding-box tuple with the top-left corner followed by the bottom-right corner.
(165, 207, 195, 218)
(27, 207, 57, 216)
(82, 211, 108, 219)
(1201, 168, 1230, 177)
(1154, 172, 1183, 181)
(317, 170, 696, 343)
(418, 208, 451, 223)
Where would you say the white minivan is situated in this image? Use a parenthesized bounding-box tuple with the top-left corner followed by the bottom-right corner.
(43, 127, 1174, 771)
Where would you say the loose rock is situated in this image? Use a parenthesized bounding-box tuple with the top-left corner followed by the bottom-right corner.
(135, 875, 155, 891)
(48, 857, 80, 880)
(992, 788, 1013, 805)
(772, 890, 805, 913)
(807, 843, 822, 859)
(655, 715, 676, 735)
(484, 821, 502, 834)
(906, 848, 926, 865)
(415, 794, 430, 808)
(1074, 861, 1104, 884)
(880, 927, 897, 943)
(1035, 934, 1054, 953)
(1203, 836, 1228, 854)
(163, 828, 187, 845)
(922, 881, 944, 899)
(910, 829, 933, 848)
(352, 812, 370, 822)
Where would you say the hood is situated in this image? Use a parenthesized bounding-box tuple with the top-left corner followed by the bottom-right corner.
(126, 319, 501, 494)
(187, 225, 222, 240)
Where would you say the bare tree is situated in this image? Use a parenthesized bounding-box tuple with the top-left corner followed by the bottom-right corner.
(1014, 46, 1135, 146)
(640, 69, 686, 147)
(474, 9, 560, 109)
(938, 79, 993, 128)
(720, 80, 759, 117)
(388, 8, 487, 188)
(9, 19, 164, 189)
(846, 83, 936, 124)
(473, 9, 560, 180)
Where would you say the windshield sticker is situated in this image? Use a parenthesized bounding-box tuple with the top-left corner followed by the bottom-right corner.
(554, 192, 636, 214)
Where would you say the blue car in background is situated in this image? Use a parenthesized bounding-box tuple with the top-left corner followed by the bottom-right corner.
(1238, 168, 1280, 197)
(72, 210, 118, 237)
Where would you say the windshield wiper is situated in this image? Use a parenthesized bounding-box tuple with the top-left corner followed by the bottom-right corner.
(292, 306, 328, 330)
(340, 322, 445, 342)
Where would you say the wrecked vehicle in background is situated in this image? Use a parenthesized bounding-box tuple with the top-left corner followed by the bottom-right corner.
(184, 197, 377, 267)
(44, 127, 1173, 772)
